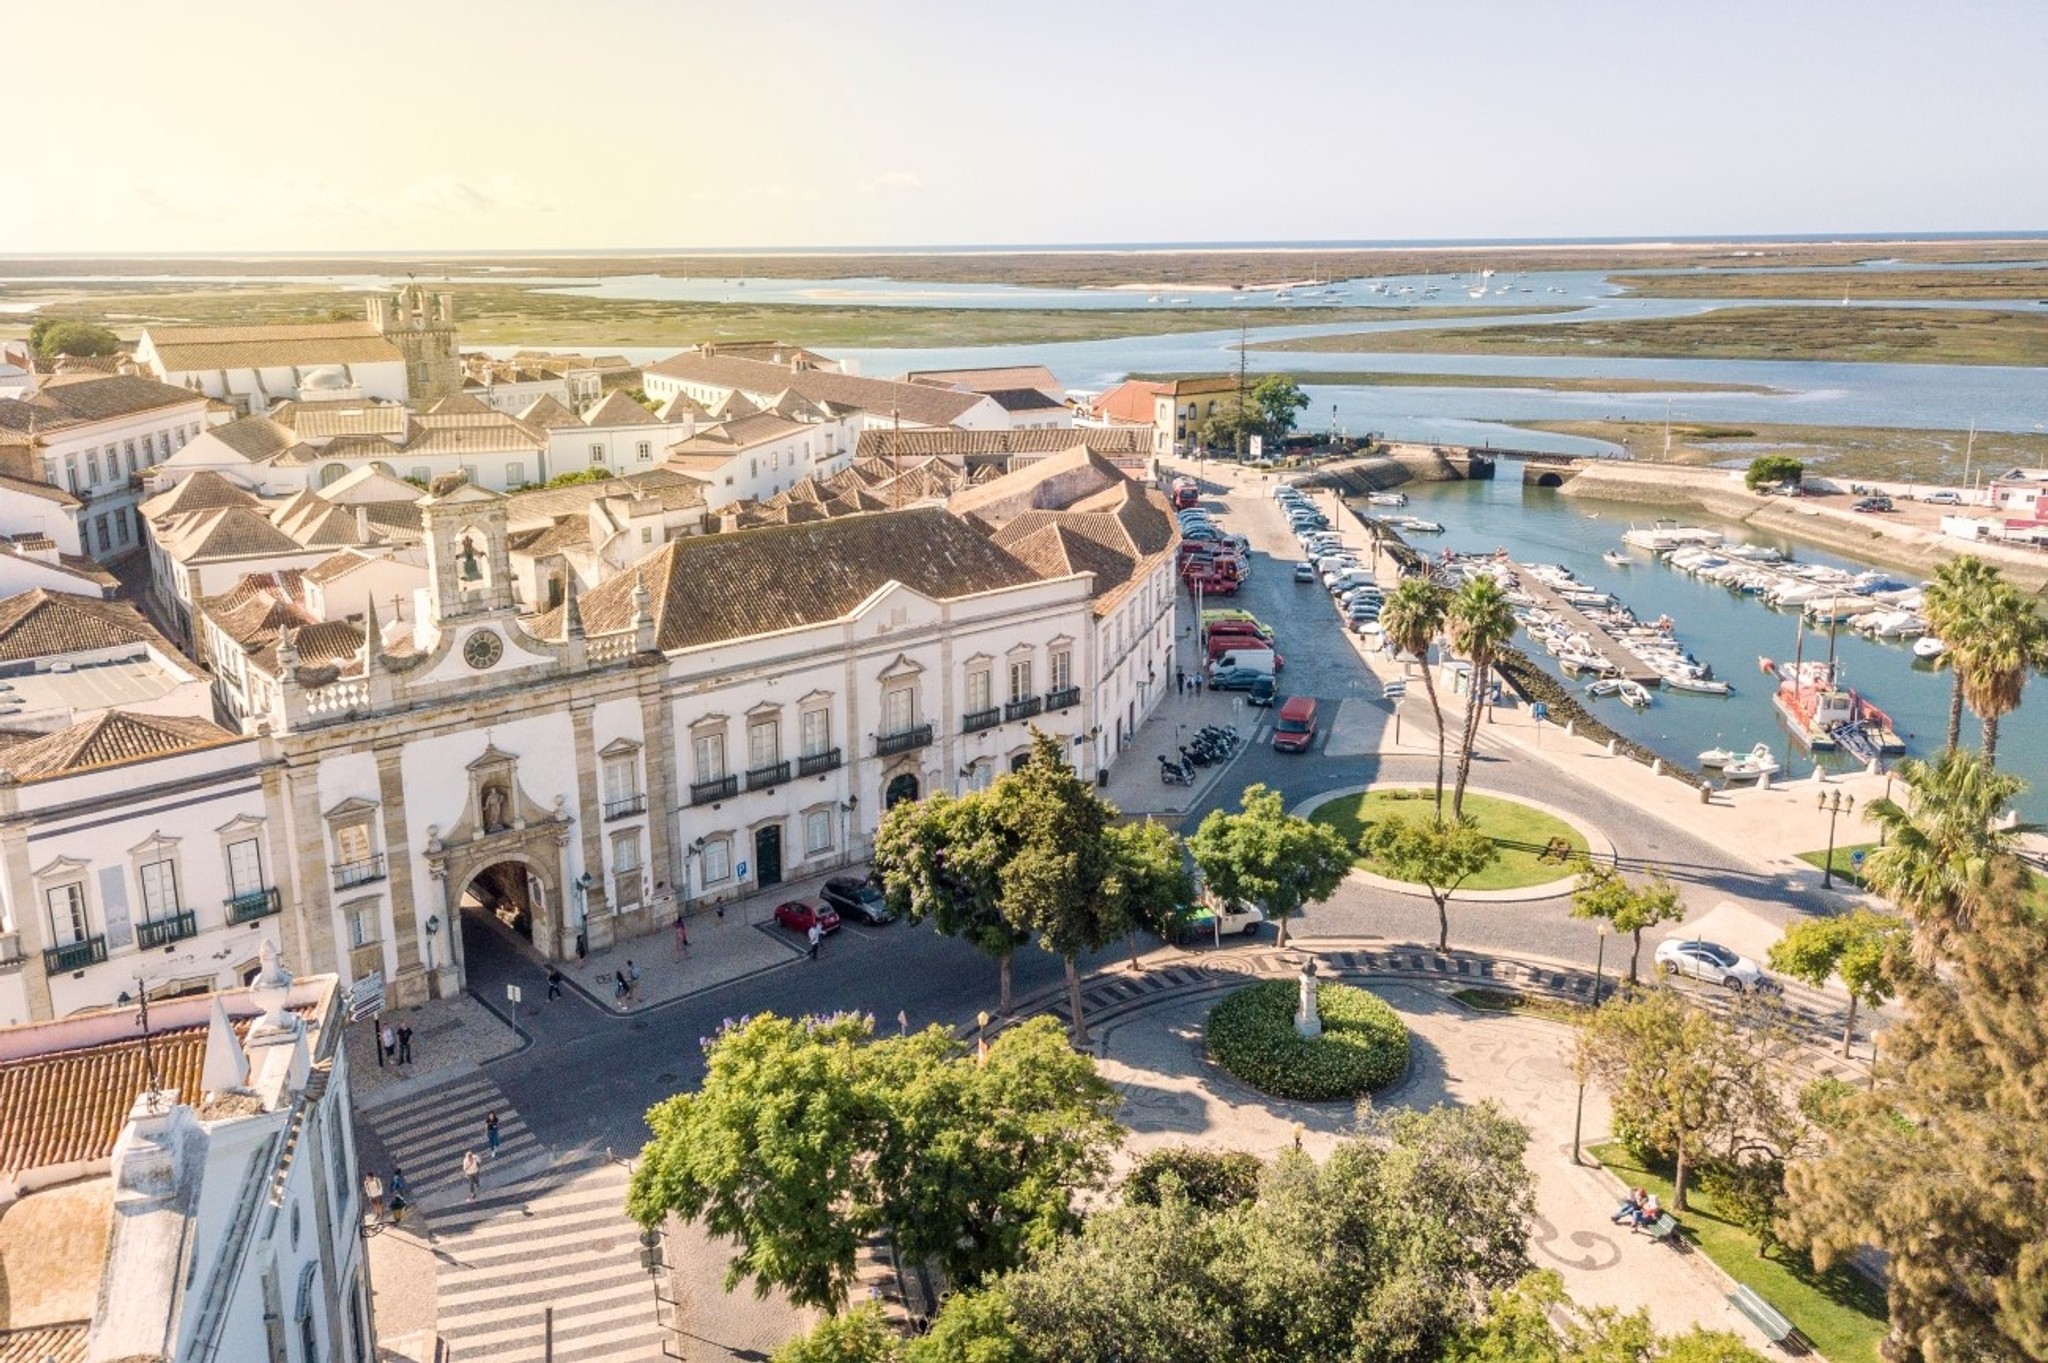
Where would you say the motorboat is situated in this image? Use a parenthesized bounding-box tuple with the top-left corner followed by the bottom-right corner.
(1623, 520, 1724, 553)
(1617, 680, 1653, 709)
(1913, 636, 1947, 660)
(1664, 674, 1733, 695)
(1698, 744, 1738, 768)
(1602, 550, 1631, 568)
(1720, 744, 1782, 781)
(1584, 678, 1622, 698)
(1367, 491, 1409, 506)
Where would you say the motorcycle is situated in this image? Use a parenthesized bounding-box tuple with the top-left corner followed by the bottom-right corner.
(1156, 754, 1194, 785)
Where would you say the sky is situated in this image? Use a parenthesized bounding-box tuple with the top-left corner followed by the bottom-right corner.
(8, 0, 2045, 254)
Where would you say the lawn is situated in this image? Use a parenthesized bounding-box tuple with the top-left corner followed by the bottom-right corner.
(1591, 1142, 1888, 1363)
(1449, 987, 1590, 1024)
(1310, 788, 1588, 891)
(1798, 843, 2048, 916)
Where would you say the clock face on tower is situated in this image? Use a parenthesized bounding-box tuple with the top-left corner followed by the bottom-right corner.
(463, 629, 504, 670)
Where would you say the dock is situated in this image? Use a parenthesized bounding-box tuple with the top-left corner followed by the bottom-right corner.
(1514, 574, 1665, 687)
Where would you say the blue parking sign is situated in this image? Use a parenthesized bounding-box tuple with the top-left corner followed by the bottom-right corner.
(1531, 702, 1549, 723)
(1850, 850, 1865, 867)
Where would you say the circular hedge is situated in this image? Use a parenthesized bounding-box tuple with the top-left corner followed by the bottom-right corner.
(1205, 979, 1409, 1101)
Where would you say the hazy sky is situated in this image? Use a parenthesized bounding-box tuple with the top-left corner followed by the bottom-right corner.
(10, 1, 2044, 253)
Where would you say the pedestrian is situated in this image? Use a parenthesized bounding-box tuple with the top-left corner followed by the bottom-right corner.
(545, 967, 563, 1001)
(389, 1167, 408, 1223)
(380, 1021, 396, 1065)
(372, 1021, 385, 1068)
(463, 1149, 481, 1202)
(485, 1109, 501, 1158)
(673, 912, 690, 960)
(396, 1024, 413, 1065)
(626, 959, 640, 999)
(715, 901, 725, 924)
(613, 969, 628, 1003)
(363, 1170, 385, 1219)
(807, 921, 822, 961)
(1175, 665, 1185, 694)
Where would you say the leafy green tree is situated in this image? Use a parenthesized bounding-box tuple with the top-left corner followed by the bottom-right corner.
(1697, 1156, 1790, 1259)
(1569, 864, 1686, 983)
(1742, 454, 1804, 491)
(1123, 1145, 1262, 1211)
(1381, 578, 1452, 815)
(1957, 581, 2048, 768)
(27, 318, 121, 359)
(1101, 817, 1194, 968)
(1453, 1270, 1770, 1363)
(1447, 575, 1518, 817)
(1186, 783, 1353, 948)
(1195, 375, 1310, 452)
(875, 791, 1027, 1010)
(1860, 748, 2031, 958)
(1765, 909, 1912, 1056)
(1921, 556, 1999, 751)
(1574, 990, 1788, 1210)
(1249, 374, 1309, 438)
(907, 1290, 1030, 1363)
(772, 1304, 904, 1363)
(1782, 889, 2048, 1363)
(543, 467, 612, 488)
(1356, 814, 1499, 952)
(627, 1012, 1119, 1312)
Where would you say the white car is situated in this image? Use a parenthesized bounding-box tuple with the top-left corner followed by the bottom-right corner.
(1654, 938, 1766, 991)
(1179, 901, 1266, 943)
(1922, 490, 1962, 506)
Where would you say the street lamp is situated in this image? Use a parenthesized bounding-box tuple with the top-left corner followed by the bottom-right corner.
(1818, 790, 1856, 888)
(1572, 924, 1610, 1166)
(1878, 772, 1894, 846)
(977, 1009, 991, 1063)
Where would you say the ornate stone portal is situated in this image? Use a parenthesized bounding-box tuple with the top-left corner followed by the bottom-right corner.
(424, 743, 579, 967)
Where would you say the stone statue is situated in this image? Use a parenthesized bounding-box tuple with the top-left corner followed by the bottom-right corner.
(1295, 956, 1323, 1039)
(482, 784, 507, 832)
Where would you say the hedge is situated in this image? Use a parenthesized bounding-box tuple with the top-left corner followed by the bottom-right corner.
(1205, 979, 1409, 1101)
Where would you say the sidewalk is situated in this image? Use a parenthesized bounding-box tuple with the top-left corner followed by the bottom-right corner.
(349, 993, 525, 1104)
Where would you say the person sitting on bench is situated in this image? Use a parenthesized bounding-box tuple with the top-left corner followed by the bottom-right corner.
(1630, 1193, 1662, 1229)
(1611, 1188, 1648, 1224)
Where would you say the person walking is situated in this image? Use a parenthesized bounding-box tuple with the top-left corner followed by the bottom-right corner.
(363, 1170, 385, 1220)
(396, 1024, 413, 1065)
(462, 1149, 481, 1202)
(485, 1110, 501, 1159)
(388, 1168, 409, 1224)
(613, 969, 629, 1004)
(807, 921, 823, 961)
(545, 967, 563, 1001)
(673, 913, 691, 960)
(1175, 665, 1186, 694)
(626, 959, 640, 1000)
(380, 1022, 396, 1066)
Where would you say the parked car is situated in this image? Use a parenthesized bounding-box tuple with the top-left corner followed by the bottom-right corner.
(820, 877, 895, 925)
(1175, 901, 1266, 944)
(1293, 561, 1317, 583)
(1247, 676, 1277, 706)
(1207, 665, 1266, 691)
(1851, 496, 1894, 513)
(1654, 938, 1766, 991)
(1923, 490, 1963, 505)
(773, 900, 841, 935)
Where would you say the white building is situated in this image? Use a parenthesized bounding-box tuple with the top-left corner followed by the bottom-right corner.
(0, 961, 369, 1362)
(640, 346, 1010, 432)
(523, 390, 700, 483)
(0, 588, 212, 733)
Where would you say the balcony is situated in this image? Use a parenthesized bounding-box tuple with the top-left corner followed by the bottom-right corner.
(962, 707, 1001, 734)
(1003, 696, 1043, 722)
(332, 856, 386, 892)
(43, 936, 107, 974)
(746, 760, 790, 792)
(604, 793, 648, 821)
(797, 748, 842, 778)
(875, 723, 933, 757)
(137, 909, 198, 949)
(226, 887, 282, 924)
(689, 774, 738, 806)
(1044, 686, 1081, 712)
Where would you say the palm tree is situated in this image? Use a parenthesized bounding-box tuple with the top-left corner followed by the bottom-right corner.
(1446, 575, 1517, 818)
(1921, 556, 1998, 751)
(1959, 583, 2048, 769)
(1381, 578, 1451, 816)
(1862, 747, 2031, 959)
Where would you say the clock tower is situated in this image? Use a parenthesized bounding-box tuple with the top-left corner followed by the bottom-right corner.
(418, 473, 514, 629)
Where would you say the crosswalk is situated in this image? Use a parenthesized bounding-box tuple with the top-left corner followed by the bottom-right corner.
(361, 1065, 549, 1210)
(431, 1161, 671, 1362)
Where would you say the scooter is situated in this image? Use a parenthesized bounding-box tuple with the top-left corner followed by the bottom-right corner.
(1157, 754, 1194, 785)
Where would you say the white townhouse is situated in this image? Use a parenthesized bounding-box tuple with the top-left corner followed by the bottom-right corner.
(0, 588, 212, 733)
(519, 390, 701, 482)
(666, 407, 854, 508)
(640, 346, 1012, 432)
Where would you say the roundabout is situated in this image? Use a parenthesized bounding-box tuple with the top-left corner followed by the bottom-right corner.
(1305, 784, 1608, 900)
(1205, 977, 1409, 1100)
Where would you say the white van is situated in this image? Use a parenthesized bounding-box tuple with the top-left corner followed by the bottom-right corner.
(1214, 649, 1277, 677)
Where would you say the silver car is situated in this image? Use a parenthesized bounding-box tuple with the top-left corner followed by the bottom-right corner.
(1653, 938, 1766, 991)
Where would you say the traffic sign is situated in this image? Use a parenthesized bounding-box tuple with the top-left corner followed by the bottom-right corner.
(346, 971, 384, 1022)
(1531, 702, 1549, 723)
(736, 861, 749, 881)
(1850, 850, 1866, 867)
(506, 984, 524, 1004)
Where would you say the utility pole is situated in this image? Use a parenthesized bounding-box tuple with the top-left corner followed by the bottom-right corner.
(1234, 315, 1249, 461)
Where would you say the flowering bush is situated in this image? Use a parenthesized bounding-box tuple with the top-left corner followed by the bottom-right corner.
(1205, 979, 1408, 1100)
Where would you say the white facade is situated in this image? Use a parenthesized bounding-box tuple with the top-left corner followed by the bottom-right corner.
(27, 392, 211, 560)
(671, 418, 855, 509)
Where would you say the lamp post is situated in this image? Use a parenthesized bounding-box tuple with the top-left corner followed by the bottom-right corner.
(574, 872, 593, 959)
(977, 1009, 990, 1063)
(1818, 789, 1855, 888)
(1572, 924, 1610, 1165)
(1878, 772, 1894, 846)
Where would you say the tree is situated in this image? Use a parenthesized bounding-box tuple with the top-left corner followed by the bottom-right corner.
(1382, 578, 1452, 815)
(1742, 455, 1804, 492)
(1574, 990, 1788, 1211)
(907, 1290, 1030, 1363)
(772, 1304, 904, 1363)
(1186, 783, 1353, 948)
(1195, 375, 1309, 452)
(1569, 864, 1685, 984)
(1453, 1271, 1770, 1363)
(1921, 556, 1999, 751)
(875, 791, 1028, 1010)
(1447, 575, 1518, 817)
(627, 1012, 1120, 1312)
(1860, 747, 2031, 958)
(1765, 909, 1912, 1057)
(1781, 889, 2048, 1363)
(1248, 374, 1309, 439)
(1100, 817, 1195, 969)
(1357, 814, 1498, 952)
(1123, 1145, 1262, 1211)
(1957, 582, 2048, 768)
(27, 318, 120, 359)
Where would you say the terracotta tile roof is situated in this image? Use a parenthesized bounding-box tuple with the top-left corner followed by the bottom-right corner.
(270, 402, 409, 440)
(424, 392, 492, 416)
(303, 549, 381, 585)
(535, 507, 1039, 650)
(505, 469, 704, 529)
(403, 412, 543, 455)
(0, 472, 79, 508)
(668, 413, 806, 456)
(698, 343, 842, 370)
(1089, 379, 1168, 424)
(904, 365, 1063, 398)
(852, 426, 1149, 463)
(142, 321, 403, 372)
(582, 391, 663, 427)
(984, 388, 1066, 414)
(0, 375, 205, 434)
(656, 392, 706, 422)
(0, 710, 237, 782)
(516, 394, 583, 429)
(209, 416, 298, 460)
(138, 470, 262, 521)
(155, 505, 303, 562)
(0, 590, 165, 663)
(644, 351, 986, 427)
(0, 1323, 87, 1363)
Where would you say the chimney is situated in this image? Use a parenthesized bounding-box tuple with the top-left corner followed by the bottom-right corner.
(355, 505, 370, 541)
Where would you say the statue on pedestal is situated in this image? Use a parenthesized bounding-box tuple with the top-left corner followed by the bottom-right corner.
(1295, 956, 1323, 1039)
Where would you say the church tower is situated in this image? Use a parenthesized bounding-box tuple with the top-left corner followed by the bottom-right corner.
(368, 284, 461, 404)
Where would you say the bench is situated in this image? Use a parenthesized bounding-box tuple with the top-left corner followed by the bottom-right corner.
(1539, 836, 1575, 864)
(1634, 1211, 1681, 1244)
(1727, 1284, 1800, 1350)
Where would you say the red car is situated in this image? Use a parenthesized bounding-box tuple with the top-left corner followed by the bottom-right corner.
(773, 900, 841, 934)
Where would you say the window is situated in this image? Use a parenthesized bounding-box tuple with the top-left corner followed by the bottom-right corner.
(967, 668, 992, 712)
(590, 442, 606, 464)
(1008, 659, 1033, 704)
(226, 838, 264, 896)
(127, 446, 140, 477)
(411, 467, 430, 484)
(603, 754, 640, 807)
(747, 719, 780, 771)
(506, 461, 525, 486)
(693, 732, 727, 782)
(94, 516, 111, 553)
(86, 449, 101, 485)
(613, 830, 642, 875)
(140, 860, 180, 916)
(1051, 648, 1073, 691)
(115, 515, 130, 545)
(883, 686, 914, 734)
(124, 439, 136, 466)
(636, 441, 652, 462)
(804, 808, 833, 855)
(702, 838, 731, 884)
(143, 434, 155, 461)
(641, 527, 653, 544)
(461, 464, 479, 485)
(335, 822, 373, 865)
(46, 883, 88, 943)
(346, 900, 380, 948)
(64, 454, 78, 491)
(800, 708, 831, 758)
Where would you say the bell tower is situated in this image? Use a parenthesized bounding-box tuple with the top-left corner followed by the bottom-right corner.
(371, 284, 461, 403)
(418, 474, 513, 625)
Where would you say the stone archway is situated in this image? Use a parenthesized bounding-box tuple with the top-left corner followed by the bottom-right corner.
(884, 772, 920, 808)
(1534, 472, 1564, 488)
(460, 860, 542, 940)
(445, 847, 564, 967)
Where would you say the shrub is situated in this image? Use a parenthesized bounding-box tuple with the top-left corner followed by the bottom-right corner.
(1205, 979, 1408, 1101)
(1744, 454, 1805, 491)
(1123, 1146, 1262, 1211)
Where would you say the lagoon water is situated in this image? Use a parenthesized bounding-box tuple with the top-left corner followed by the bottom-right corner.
(1384, 476, 2047, 818)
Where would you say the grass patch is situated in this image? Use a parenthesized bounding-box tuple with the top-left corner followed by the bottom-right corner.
(1251, 305, 2048, 367)
(1798, 844, 2048, 916)
(1515, 418, 2048, 486)
(1139, 368, 1768, 395)
(1311, 788, 1588, 891)
(1590, 1142, 1888, 1363)
(1610, 268, 2048, 301)
(1206, 980, 1409, 1101)
(1450, 987, 1590, 1024)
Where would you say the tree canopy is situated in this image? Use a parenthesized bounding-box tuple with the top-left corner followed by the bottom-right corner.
(1569, 863, 1686, 983)
(27, 318, 121, 359)
(1187, 783, 1353, 948)
(875, 789, 1028, 1009)
(1765, 909, 1911, 1057)
(1742, 454, 1804, 491)
(1860, 747, 2031, 957)
(1356, 813, 1498, 952)
(1196, 374, 1311, 452)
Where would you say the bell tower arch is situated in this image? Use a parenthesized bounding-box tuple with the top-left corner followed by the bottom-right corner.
(371, 283, 461, 403)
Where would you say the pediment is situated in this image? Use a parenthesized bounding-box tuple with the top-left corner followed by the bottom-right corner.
(598, 737, 643, 759)
(876, 653, 924, 681)
(324, 796, 379, 821)
(32, 855, 91, 880)
(745, 700, 783, 717)
(961, 652, 993, 668)
(688, 712, 730, 732)
(127, 831, 181, 858)
(795, 688, 833, 707)
(215, 813, 266, 838)
(468, 741, 517, 773)
(1005, 641, 1036, 657)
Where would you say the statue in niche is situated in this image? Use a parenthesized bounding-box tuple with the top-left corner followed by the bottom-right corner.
(482, 783, 509, 832)
(458, 532, 483, 582)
